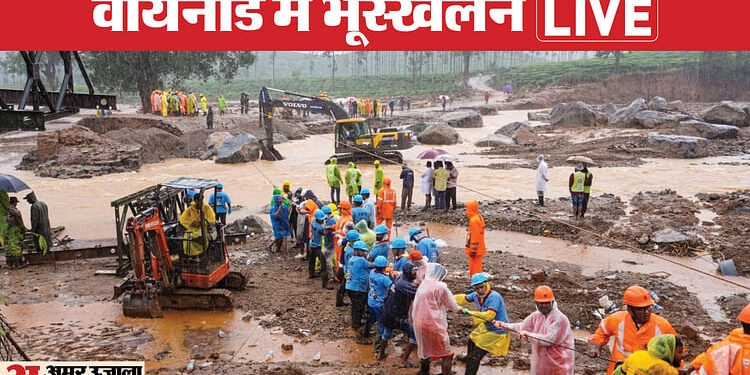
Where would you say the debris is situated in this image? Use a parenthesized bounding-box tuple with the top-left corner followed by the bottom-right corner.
(312, 352, 321, 361)
(281, 343, 294, 351)
(530, 269, 547, 282)
(621, 260, 638, 265)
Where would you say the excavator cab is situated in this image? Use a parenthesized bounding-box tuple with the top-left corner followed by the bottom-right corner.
(114, 177, 248, 318)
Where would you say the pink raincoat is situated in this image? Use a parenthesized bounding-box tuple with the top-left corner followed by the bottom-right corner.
(506, 301, 575, 375)
(411, 263, 462, 359)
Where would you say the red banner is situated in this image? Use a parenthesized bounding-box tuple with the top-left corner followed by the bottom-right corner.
(1, 0, 748, 50)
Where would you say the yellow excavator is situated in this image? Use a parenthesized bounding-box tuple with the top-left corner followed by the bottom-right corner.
(259, 86, 413, 164)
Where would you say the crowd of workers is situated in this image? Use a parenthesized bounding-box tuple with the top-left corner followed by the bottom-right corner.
(257, 155, 748, 375)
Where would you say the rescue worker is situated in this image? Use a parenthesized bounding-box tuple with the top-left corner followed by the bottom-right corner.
(390, 238, 409, 274)
(282, 180, 297, 243)
(321, 206, 338, 290)
(5, 196, 27, 268)
(410, 226, 439, 263)
(309, 209, 326, 279)
(581, 163, 594, 218)
(686, 301, 750, 374)
(536, 155, 549, 206)
(208, 183, 231, 225)
(206, 107, 214, 129)
(179, 193, 216, 259)
(368, 224, 390, 261)
(465, 200, 486, 279)
(399, 163, 415, 210)
(373, 160, 384, 196)
(493, 285, 574, 375)
(355, 219, 376, 249)
(326, 157, 342, 204)
(588, 285, 678, 375)
(336, 229, 361, 307)
(199, 93, 207, 115)
(346, 240, 374, 344)
(411, 263, 463, 375)
(344, 162, 361, 203)
(187, 91, 197, 116)
(24, 191, 52, 253)
(613, 334, 684, 375)
(217, 94, 227, 115)
(455, 273, 511, 375)
(360, 188, 376, 230)
(161, 91, 169, 117)
(380, 261, 418, 364)
(376, 177, 397, 233)
(268, 187, 290, 254)
(355, 163, 364, 194)
(367, 255, 393, 356)
(351, 195, 371, 229)
(569, 163, 586, 219)
(334, 200, 353, 274)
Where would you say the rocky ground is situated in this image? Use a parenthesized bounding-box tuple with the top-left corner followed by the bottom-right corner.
(3, 72, 750, 374)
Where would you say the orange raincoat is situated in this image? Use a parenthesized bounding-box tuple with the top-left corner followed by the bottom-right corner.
(465, 200, 486, 278)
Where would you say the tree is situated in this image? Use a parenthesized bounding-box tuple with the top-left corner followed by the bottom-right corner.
(83, 52, 255, 112)
(461, 51, 474, 87)
(596, 51, 626, 73)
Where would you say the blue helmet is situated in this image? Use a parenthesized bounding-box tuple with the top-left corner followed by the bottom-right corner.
(409, 227, 422, 240)
(314, 210, 326, 221)
(374, 256, 388, 268)
(353, 195, 364, 203)
(346, 230, 361, 242)
(321, 205, 332, 215)
(360, 188, 370, 195)
(390, 238, 407, 249)
(470, 273, 488, 286)
(374, 224, 389, 235)
(353, 240, 368, 251)
(217, 183, 224, 189)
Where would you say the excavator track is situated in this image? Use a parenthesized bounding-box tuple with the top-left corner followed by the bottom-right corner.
(157, 288, 235, 312)
(219, 266, 251, 291)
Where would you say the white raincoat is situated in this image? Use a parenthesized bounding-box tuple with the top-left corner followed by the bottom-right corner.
(536, 155, 549, 192)
(506, 301, 574, 375)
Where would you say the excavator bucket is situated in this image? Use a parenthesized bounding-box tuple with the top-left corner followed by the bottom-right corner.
(122, 291, 164, 318)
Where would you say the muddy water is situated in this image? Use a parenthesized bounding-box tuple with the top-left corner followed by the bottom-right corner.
(1, 110, 748, 243)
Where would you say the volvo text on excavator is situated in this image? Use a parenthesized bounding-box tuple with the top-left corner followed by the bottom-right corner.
(112, 177, 249, 318)
(259, 86, 413, 164)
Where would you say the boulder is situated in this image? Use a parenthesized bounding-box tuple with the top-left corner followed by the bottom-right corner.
(647, 96, 669, 111)
(647, 133, 709, 158)
(215, 132, 261, 163)
(635, 111, 688, 129)
(494, 121, 537, 145)
(407, 122, 440, 135)
(527, 111, 550, 122)
(438, 110, 483, 128)
(609, 98, 647, 127)
(549, 102, 597, 126)
(699, 102, 748, 127)
(599, 103, 619, 115)
(417, 124, 460, 145)
(474, 134, 514, 147)
(677, 119, 739, 139)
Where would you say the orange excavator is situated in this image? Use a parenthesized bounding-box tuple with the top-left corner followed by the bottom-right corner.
(113, 177, 248, 318)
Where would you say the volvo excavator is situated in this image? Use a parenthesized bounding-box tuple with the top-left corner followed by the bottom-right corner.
(259, 86, 413, 164)
(112, 177, 249, 318)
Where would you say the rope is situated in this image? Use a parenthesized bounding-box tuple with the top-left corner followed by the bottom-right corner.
(499, 323, 617, 364)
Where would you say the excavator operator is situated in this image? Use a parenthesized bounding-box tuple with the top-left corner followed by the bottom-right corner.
(179, 193, 217, 260)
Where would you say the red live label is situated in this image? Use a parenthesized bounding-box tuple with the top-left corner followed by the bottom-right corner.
(536, 0, 658, 41)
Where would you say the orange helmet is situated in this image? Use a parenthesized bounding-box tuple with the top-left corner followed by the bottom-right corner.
(623, 285, 654, 307)
(738, 302, 750, 324)
(338, 201, 351, 210)
(534, 285, 555, 303)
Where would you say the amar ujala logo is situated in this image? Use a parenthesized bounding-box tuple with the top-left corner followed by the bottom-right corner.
(536, 0, 658, 42)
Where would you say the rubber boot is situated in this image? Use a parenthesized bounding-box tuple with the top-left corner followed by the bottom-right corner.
(377, 339, 388, 360)
(401, 342, 417, 365)
(441, 356, 453, 375)
(464, 355, 480, 375)
(322, 276, 334, 290)
(418, 358, 431, 375)
(538, 195, 544, 206)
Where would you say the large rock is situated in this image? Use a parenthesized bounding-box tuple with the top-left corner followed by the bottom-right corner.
(474, 134, 514, 147)
(417, 124, 460, 145)
(438, 110, 483, 128)
(549, 102, 597, 126)
(647, 133, 709, 158)
(527, 111, 550, 122)
(215, 132, 261, 163)
(699, 102, 748, 127)
(635, 110, 688, 129)
(609, 98, 647, 127)
(677, 119, 739, 139)
(495, 121, 537, 145)
(106, 127, 185, 163)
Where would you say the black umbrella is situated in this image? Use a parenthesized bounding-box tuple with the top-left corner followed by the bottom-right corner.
(0, 173, 31, 193)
